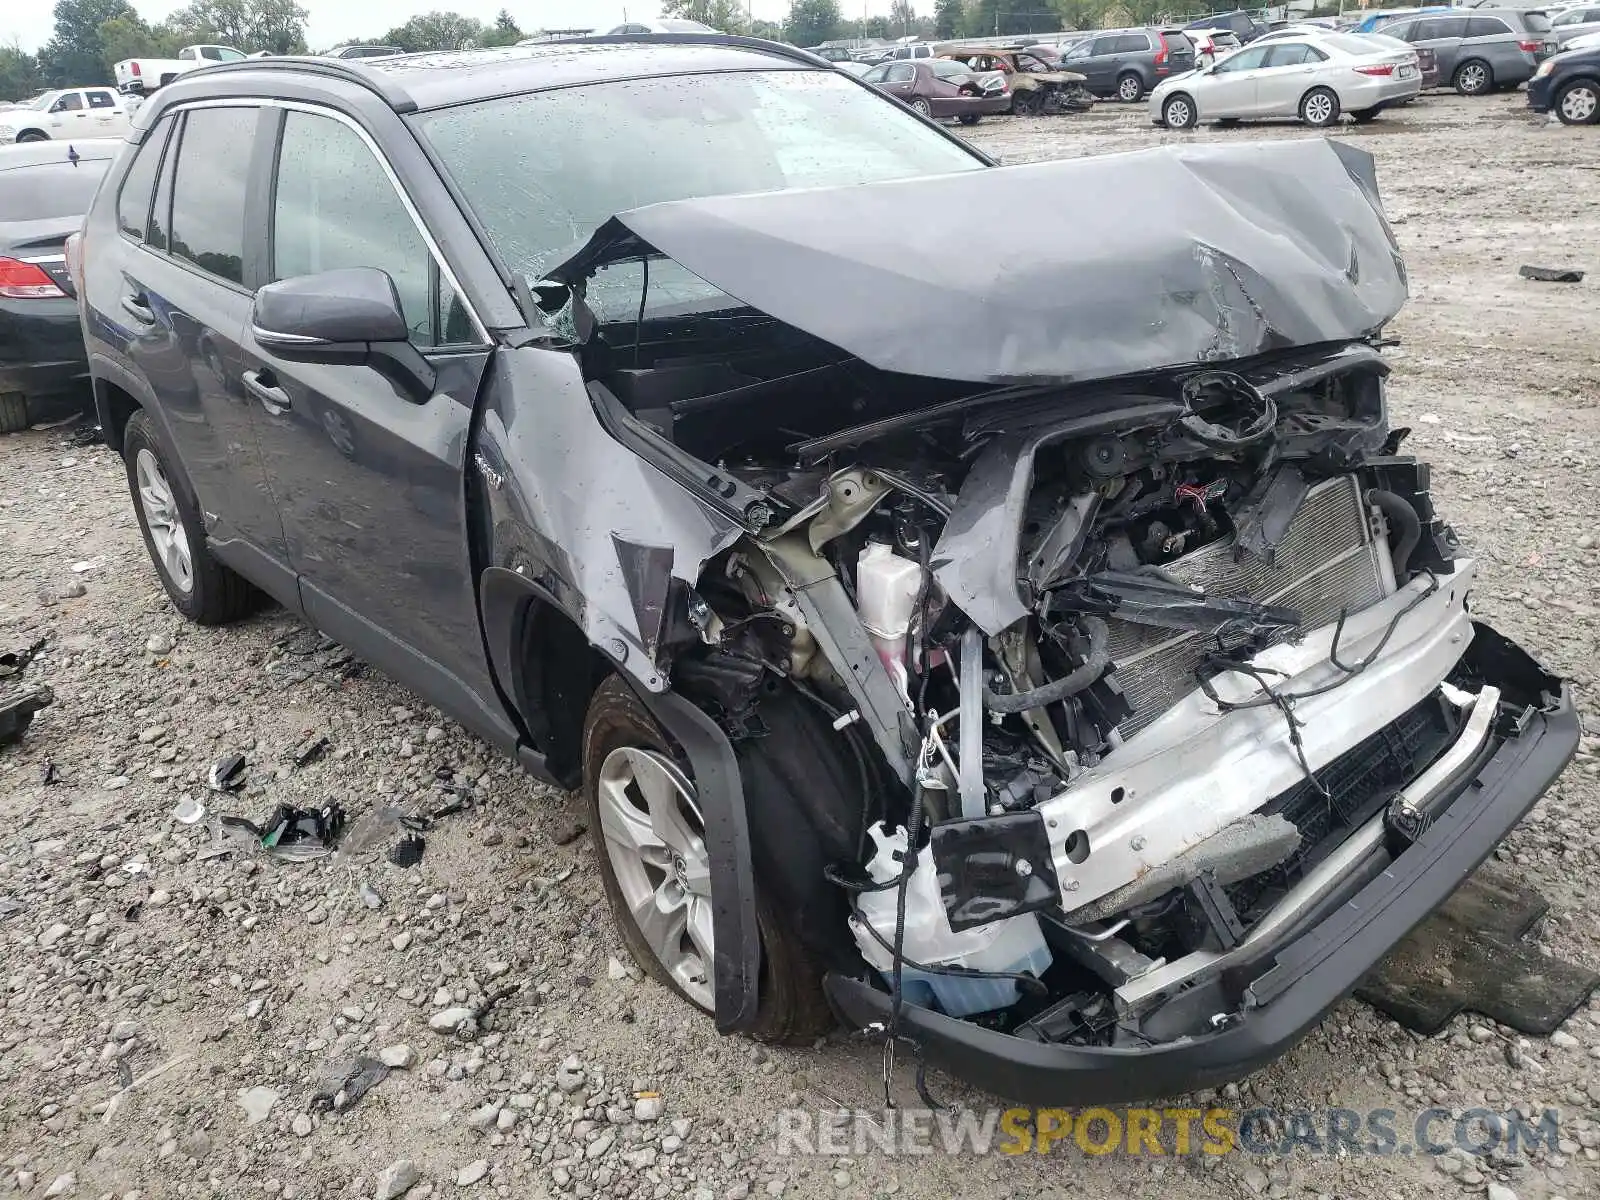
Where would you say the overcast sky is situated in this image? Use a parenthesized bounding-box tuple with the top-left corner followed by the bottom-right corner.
(4, 0, 894, 54)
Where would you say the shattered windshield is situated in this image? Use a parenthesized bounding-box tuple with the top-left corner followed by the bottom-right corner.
(414, 69, 985, 289)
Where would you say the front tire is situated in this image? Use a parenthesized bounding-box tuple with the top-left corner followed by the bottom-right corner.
(1555, 79, 1600, 124)
(1454, 59, 1492, 95)
(1011, 88, 1042, 116)
(16, 130, 48, 143)
(582, 676, 831, 1043)
(1162, 93, 1198, 129)
(122, 410, 257, 624)
(1300, 86, 1340, 127)
(1117, 71, 1144, 102)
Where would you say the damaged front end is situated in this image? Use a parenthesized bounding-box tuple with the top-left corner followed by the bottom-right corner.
(541, 140, 1579, 1101)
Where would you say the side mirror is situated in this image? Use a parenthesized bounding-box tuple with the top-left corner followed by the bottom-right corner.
(251, 267, 437, 402)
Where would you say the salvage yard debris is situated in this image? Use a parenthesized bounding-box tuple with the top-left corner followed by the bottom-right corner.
(1519, 264, 1586, 283)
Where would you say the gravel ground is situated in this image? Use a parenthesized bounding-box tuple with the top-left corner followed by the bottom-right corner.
(2, 92, 1599, 1200)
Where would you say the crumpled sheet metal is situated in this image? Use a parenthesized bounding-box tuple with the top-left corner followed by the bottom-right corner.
(550, 138, 1406, 386)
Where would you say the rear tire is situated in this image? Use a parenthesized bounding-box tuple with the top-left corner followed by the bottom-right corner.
(1162, 93, 1198, 129)
(122, 410, 257, 625)
(1351, 105, 1382, 123)
(958, 113, 981, 125)
(1454, 58, 1492, 95)
(910, 97, 933, 117)
(1555, 79, 1600, 124)
(582, 677, 832, 1044)
(0, 392, 26, 434)
(1117, 71, 1144, 102)
(1299, 86, 1341, 127)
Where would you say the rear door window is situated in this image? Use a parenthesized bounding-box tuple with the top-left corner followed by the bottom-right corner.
(1264, 43, 1325, 66)
(1465, 17, 1511, 36)
(1114, 34, 1150, 53)
(87, 90, 117, 109)
(1428, 17, 1470, 38)
(168, 106, 259, 285)
(117, 117, 174, 241)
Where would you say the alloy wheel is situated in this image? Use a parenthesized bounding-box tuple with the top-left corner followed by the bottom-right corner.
(1118, 75, 1142, 101)
(1459, 63, 1487, 93)
(134, 448, 193, 594)
(911, 98, 932, 116)
(1165, 97, 1193, 128)
(1304, 92, 1335, 125)
(596, 746, 715, 1012)
(1559, 83, 1598, 123)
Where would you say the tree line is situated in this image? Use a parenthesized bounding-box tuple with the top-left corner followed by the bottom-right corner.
(1, 0, 1253, 101)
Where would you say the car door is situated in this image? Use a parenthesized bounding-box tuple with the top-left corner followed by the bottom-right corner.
(240, 105, 500, 720)
(113, 104, 295, 597)
(880, 62, 918, 100)
(44, 91, 91, 138)
(1413, 16, 1469, 76)
(1196, 42, 1271, 115)
(1073, 35, 1120, 92)
(85, 88, 129, 137)
(1251, 41, 1327, 116)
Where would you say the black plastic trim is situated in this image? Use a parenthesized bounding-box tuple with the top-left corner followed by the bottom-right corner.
(634, 685, 762, 1034)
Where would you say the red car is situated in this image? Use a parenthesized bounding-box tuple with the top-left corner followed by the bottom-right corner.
(860, 58, 1011, 123)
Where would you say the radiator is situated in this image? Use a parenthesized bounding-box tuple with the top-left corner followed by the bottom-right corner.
(1105, 476, 1394, 737)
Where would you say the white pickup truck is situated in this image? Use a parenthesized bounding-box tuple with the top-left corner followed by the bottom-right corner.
(113, 44, 246, 94)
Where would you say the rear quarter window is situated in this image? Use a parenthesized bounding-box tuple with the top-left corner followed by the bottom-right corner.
(1114, 34, 1151, 53)
(1465, 17, 1511, 36)
(1522, 13, 1552, 32)
(117, 117, 174, 240)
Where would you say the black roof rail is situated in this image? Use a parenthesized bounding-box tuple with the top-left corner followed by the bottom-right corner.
(158, 56, 420, 112)
(562, 32, 833, 68)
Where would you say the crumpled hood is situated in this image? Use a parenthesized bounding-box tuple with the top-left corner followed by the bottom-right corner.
(547, 138, 1406, 386)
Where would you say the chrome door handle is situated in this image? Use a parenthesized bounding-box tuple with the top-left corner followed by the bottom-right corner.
(242, 369, 292, 414)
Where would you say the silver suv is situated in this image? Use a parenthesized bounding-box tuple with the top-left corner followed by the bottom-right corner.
(1378, 8, 1558, 93)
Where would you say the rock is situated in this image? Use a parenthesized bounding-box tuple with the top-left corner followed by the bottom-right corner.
(44, 1173, 76, 1197)
(110, 1021, 138, 1042)
(1241, 1165, 1270, 1194)
(179, 1130, 212, 1159)
(586, 1128, 616, 1159)
(496, 1108, 517, 1132)
(379, 1044, 416, 1069)
(1551, 1031, 1579, 1049)
(1487, 1186, 1518, 1200)
(662, 1136, 683, 1154)
(391, 932, 413, 951)
(634, 1095, 663, 1122)
(291, 1114, 313, 1137)
(146, 633, 175, 655)
(238, 1086, 280, 1124)
(830, 1171, 851, 1191)
(550, 819, 587, 846)
(608, 956, 630, 981)
(556, 1056, 586, 1092)
(466, 1104, 501, 1132)
(1469, 1024, 1496, 1043)
(456, 1160, 489, 1186)
(341, 1006, 365, 1023)
(376, 1159, 420, 1200)
(623, 1148, 658, 1170)
(38, 922, 70, 948)
(429, 1006, 476, 1034)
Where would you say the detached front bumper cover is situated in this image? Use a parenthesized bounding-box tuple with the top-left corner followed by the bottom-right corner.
(825, 672, 1579, 1105)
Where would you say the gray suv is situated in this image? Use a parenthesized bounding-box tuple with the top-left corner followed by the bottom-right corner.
(1378, 9, 1558, 93)
(1057, 27, 1197, 101)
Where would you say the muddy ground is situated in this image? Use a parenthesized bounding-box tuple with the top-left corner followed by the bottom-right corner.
(1, 92, 1597, 1200)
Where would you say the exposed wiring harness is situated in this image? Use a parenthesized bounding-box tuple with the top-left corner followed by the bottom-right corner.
(983, 615, 1111, 713)
(1194, 569, 1441, 806)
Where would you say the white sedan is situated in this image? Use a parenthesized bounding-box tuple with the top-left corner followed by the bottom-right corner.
(1150, 33, 1422, 129)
